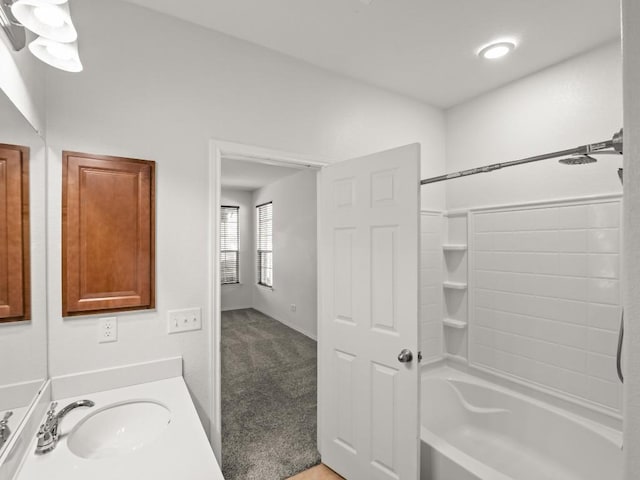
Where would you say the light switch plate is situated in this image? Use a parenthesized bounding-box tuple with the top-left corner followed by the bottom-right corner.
(99, 317, 117, 343)
(167, 308, 202, 334)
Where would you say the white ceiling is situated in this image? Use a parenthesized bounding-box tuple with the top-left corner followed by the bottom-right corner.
(221, 158, 303, 191)
(122, 0, 620, 108)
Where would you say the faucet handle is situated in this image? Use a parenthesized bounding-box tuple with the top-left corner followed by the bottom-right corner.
(0, 411, 12, 445)
(0, 411, 12, 440)
(46, 402, 58, 416)
(41, 402, 58, 431)
(1, 411, 12, 425)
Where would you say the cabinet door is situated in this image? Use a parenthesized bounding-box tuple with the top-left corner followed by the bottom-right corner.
(62, 151, 155, 316)
(0, 143, 29, 322)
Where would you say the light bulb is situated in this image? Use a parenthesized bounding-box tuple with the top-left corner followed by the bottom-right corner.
(33, 5, 66, 28)
(11, 0, 78, 42)
(29, 36, 83, 72)
(46, 41, 73, 60)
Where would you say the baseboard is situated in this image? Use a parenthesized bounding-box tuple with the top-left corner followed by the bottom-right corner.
(51, 357, 183, 400)
(221, 305, 253, 312)
(252, 308, 317, 341)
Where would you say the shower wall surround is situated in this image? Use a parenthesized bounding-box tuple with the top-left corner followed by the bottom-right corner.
(469, 197, 622, 413)
(420, 212, 443, 362)
(442, 213, 469, 360)
(432, 39, 625, 419)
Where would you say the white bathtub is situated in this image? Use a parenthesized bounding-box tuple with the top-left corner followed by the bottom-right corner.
(420, 368, 622, 480)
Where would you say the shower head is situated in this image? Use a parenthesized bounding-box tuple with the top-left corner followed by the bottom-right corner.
(612, 129, 623, 155)
(559, 155, 598, 166)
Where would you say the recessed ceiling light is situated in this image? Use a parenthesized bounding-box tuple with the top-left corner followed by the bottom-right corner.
(478, 41, 516, 60)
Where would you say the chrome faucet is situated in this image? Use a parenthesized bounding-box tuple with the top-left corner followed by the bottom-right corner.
(0, 411, 13, 450)
(36, 400, 95, 454)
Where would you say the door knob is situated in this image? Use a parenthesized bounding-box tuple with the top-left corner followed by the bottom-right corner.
(398, 349, 413, 363)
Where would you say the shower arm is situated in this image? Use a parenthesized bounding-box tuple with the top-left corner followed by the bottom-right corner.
(420, 129, 623, 185)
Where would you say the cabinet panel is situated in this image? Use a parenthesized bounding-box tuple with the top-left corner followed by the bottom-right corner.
(0, 143, 30, 322)
(63, 151, 155, 316)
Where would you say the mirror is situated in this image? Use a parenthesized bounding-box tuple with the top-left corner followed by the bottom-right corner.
(0, 89, 47, 456)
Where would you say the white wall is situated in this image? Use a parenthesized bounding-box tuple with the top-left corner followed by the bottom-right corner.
(252, 170, 318, 340)
(445, 42, 623, 211)
(45, 0, 444, 433)
(0, 94, 47, 387)
(0, 32, 45, 135)
(622, 0, 640, 476)
(220, 188, 253, 311)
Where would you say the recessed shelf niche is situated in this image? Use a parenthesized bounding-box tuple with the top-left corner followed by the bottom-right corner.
(442, 212, 469, 361)
(442, 244, 467, 251)
(443, 318, 467, 329)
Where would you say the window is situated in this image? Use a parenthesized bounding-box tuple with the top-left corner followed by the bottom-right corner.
(256, 202, 273, 287)
(220, 206, 240, 284)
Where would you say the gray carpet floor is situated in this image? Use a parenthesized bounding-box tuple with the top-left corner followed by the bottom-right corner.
(221, 308, 320, 480)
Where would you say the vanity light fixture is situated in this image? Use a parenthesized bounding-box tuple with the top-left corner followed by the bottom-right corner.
(0, 0, 26, 51)
(10, 0, 82, 72)
(477, 41, 516, 60)
(29, 36, 82, 72)
(11, 0, 77, 42)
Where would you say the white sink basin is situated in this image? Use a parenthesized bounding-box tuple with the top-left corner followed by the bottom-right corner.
(67, 400, 171, 459)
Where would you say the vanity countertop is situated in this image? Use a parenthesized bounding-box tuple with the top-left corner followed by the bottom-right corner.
(15, 377, 224, 480)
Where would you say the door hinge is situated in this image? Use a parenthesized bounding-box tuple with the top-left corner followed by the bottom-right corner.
(418, 351, 422, 363)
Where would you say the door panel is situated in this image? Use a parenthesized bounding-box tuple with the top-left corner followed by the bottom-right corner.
(371, 226, 398, 333)
(333, 228, 355, 323)
(320, 144, 421, 480)
(334, 350, 357, 452)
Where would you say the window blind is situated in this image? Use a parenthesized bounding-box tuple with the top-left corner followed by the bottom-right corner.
(220, 206, 239, 284)
(256, 202, 273, 287)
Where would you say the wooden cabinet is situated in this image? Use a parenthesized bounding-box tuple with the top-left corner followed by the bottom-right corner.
(0, 143, 30, 322)
(62, 151, 155, 317)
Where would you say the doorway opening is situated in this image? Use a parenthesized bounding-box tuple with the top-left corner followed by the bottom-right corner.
(210, 142, 423, 480)
(209, 141, 326, 478)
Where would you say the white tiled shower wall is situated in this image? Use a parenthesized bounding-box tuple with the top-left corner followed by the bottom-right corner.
(420, 212, 443, 361)
(469, 197, 623, 412)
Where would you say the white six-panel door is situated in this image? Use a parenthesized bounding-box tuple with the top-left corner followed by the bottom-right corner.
(319, 144, 421, 480)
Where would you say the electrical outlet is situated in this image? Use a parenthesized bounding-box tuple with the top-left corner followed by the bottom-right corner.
(290, 304, 296, 312)
(99, 317, 117, 343)
(167, 308, 202, 334)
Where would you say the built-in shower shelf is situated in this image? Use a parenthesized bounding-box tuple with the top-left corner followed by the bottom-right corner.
(443, 318, 467, 329)
(442, 244, 467, 252)
(443, 281, 467, 290)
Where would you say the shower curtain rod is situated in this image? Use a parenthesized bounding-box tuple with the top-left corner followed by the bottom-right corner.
(420, 129, 623, 185)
